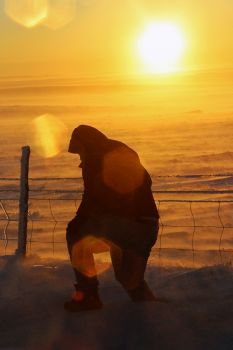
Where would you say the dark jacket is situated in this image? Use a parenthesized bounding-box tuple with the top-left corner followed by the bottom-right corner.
(68, 125, 159, 220)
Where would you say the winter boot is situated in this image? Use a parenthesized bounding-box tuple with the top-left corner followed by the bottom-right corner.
(64, 284, 103, 312)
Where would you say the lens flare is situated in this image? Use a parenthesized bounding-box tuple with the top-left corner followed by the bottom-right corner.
(4, 0, 76, 29)
(102, 147, 144, 194)
(72, 290, 84, 301)
(4, 0, 47, 28)
(71, 236, 111, 277)
(44, 0, 76, 30)
(32, 114, 67, 158)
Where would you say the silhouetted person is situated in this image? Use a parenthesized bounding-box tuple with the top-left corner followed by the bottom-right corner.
(65, 125, 159, 312)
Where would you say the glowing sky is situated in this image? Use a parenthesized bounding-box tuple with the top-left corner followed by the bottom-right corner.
(0, 0, 233, 77)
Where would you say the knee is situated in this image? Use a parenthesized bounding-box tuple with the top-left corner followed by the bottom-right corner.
(66, 219, 78, 245)
(66, 229, 72, 246)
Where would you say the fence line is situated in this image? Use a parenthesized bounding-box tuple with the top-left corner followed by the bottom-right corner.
(1, 173, 233, 181)
(1, 197, 233, 260)
(0, 146, 233, 263)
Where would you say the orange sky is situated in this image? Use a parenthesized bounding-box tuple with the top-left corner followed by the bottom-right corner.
(0, 0, 233, 77)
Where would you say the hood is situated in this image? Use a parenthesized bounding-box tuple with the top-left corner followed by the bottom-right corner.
(68, 125, 108, 154)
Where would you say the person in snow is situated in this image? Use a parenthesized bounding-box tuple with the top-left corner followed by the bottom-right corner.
(65, 125, 159, 312)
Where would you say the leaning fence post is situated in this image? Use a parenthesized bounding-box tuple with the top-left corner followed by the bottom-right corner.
(16, 146, 30, 257)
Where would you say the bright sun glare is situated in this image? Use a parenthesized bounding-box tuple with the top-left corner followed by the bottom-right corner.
(137, 22, 186, 74)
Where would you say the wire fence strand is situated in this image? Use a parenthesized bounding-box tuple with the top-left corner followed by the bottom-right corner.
(1, 175, 233, 265)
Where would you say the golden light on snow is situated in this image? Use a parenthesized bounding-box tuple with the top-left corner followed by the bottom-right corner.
(137, 22, 186, 74)
(32, 114, 67, 158)
(4, 0, 76, 29)
(4, 0, 47, 28)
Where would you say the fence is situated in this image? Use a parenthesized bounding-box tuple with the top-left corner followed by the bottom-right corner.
(0, 146, 233, 266)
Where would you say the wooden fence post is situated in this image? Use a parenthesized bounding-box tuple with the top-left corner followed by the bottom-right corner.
(16, 146, 30, 257)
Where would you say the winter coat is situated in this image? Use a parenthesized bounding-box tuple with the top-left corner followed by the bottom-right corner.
(68, 125, 159, 220)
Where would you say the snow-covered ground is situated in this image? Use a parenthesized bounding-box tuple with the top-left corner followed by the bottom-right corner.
(0, 255, 232, 350)
(0, 76, 233, 349)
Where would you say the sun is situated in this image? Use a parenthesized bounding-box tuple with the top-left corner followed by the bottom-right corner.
(136, 21, 186, 74)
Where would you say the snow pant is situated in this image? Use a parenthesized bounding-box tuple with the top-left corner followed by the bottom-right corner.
(66, 213, 159, 295)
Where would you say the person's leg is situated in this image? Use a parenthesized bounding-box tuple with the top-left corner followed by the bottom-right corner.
(110, 246, 156, 301)
(65, 216, 102, 311)
(66, 217, 99, 289)
(110, 216, 159, 301)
